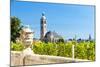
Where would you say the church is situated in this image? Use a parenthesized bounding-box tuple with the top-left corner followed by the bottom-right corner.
(40, 12, 63, 43)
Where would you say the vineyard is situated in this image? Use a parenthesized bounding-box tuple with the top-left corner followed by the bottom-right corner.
(11, 40, 95, 61)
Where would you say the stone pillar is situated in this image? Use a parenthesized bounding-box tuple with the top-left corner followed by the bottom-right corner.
(72, 45, 75, 60)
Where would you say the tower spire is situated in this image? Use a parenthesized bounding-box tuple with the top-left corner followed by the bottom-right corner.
(89, 34, 91, 40)
(40, 12, 47, 40)
(42, 12, 45, 16)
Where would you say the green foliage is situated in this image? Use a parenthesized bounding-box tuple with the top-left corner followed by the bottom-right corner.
(65, 42, 73, 57)
(58, 38, 64, 43)
(86, 41, 95, 60)
(56, 42, 66, 56)
(11, 41, 24, 51)
(33, 42, 57, 56)
(75, 42, 87, 59)
(74, 41, 95, 60)
(11, 16, 23, 42)
(11, 40, 95, 61)
(33, 41, 95, 61)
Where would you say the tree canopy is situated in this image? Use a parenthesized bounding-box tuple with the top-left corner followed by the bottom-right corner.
(11, 16, 23, 42)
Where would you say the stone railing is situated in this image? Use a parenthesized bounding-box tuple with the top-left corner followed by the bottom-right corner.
(11, 51, 91, 66)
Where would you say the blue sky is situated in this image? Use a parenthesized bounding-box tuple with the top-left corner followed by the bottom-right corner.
(11, 0, 95, 39)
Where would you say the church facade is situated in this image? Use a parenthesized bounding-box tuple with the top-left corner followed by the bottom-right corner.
(40, 12, 63, 43)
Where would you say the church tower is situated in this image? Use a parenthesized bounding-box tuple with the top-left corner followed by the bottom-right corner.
(40, 12, 47, 40)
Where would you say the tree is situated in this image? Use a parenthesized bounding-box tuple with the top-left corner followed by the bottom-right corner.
(58, 38, 64, 43)
(11, 16, 22, 42)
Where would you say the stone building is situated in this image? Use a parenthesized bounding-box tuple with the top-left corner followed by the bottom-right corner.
(40, 12, 63, 43)
(44, 31, 63, 43)
(40, 12, 47, 40)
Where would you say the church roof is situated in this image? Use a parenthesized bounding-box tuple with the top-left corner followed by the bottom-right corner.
(45, 31, 62, 38)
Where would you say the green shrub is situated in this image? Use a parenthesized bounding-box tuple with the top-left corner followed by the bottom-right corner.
(11, 40, 95, 61)
(11, 42, 24, 51)
(32, 41, 95, 61)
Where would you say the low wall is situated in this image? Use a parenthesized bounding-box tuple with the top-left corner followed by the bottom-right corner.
(11, 51, 91, 66)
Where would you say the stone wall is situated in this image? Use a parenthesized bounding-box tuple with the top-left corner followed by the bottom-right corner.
(11, 51, 91, 66)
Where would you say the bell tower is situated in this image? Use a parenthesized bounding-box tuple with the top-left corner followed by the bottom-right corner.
(40, 12, 47, 40)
